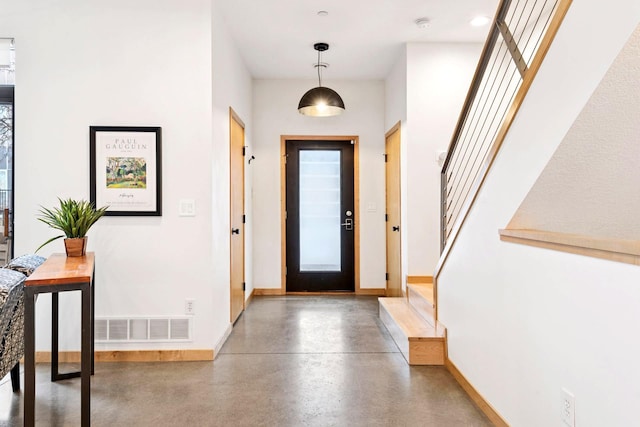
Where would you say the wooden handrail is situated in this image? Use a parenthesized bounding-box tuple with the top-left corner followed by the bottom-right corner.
(499, 229, 640, 266)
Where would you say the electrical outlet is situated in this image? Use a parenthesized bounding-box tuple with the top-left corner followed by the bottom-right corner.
(185, 299, 195, 315)
(561, 388, 575, 427)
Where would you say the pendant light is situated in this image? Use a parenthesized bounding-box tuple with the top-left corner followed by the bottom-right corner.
(298, 43, 345, 117)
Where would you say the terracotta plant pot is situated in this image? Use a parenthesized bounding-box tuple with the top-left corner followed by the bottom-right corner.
(64, 237, 88, 257)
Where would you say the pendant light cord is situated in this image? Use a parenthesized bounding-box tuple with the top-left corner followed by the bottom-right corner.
(317, 49, 322, 87)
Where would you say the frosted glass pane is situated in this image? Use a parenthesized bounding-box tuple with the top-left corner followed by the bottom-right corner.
(299, 150, 341, 271)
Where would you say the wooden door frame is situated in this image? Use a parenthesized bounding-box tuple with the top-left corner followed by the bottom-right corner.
(384, 121, 402, 297)
(280, 135, 360, 295)
(229, 107, 245, 321)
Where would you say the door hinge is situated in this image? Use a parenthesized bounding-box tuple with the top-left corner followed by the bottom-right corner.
(242, 146, 246, 156)
(384, 154, 388, 163)
(242, 214, 246, 224)
(385, 273, 389, 281)
(242, 282, 246, 291)
(385, 214, 388, 222)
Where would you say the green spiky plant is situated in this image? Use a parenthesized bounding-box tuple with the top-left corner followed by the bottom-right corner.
(36, 198, 108, 253)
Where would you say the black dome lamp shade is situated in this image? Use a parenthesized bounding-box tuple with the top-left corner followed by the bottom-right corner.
(298, 43, 345, 117)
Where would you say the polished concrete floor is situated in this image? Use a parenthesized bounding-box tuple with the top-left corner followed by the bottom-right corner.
(0, 296, 491, 426)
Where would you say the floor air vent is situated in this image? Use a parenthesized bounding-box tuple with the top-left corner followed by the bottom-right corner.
(95, 317, 192, 342)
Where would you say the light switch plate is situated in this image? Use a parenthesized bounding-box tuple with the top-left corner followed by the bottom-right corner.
(179, 199, 196, 217)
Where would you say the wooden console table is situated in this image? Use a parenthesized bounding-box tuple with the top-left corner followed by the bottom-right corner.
(24, 252, 95, 427)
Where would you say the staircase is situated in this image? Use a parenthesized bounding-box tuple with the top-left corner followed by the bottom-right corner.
(379, 278, 446, 365)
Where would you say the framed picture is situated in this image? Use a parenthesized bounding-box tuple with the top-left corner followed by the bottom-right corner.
(90, 126, 162, 216)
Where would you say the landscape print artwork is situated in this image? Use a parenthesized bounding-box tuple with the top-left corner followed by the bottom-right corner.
(90, 126, 162, 216)
(106, 157, 147, 189)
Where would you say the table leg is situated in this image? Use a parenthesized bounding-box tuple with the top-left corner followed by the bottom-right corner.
(51, 292, 59, 382)
(81, 284, 91, 426)
(91, 269, 95, 375)
(24, 289, 36, 427)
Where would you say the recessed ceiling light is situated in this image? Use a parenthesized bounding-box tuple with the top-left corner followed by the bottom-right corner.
(470, 16, 491, 27)
(415, 18, 430, 29)
(317, 10, 328, 17)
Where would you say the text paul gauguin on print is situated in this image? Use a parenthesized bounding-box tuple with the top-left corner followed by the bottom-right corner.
(105, 138, 147, 152)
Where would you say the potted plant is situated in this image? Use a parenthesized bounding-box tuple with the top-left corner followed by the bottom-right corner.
(36, 198, 108, 256)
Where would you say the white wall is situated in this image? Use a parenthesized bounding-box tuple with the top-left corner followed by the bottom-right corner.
(212, 0, 253, 345)
(252, 79, 386, 290)
(438, 1, 640, 425)
(405, 43, 482, 275)
(509, 24, 640, 240)
(0, 0, 240, 352)
(385, 48, 407, 133)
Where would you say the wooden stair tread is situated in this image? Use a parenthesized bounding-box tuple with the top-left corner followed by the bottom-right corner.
(407, 282, 434, 306)
(379, 297, 446, 365)
(378, 298, 444, 339)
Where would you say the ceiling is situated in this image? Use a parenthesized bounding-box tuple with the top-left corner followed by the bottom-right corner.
(216, 0, 499, 80)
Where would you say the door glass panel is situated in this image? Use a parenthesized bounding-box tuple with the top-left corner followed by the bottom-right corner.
(299, 150, 341, 271)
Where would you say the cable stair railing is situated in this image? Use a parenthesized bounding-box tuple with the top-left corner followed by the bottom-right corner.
(437, 0, 573, 271)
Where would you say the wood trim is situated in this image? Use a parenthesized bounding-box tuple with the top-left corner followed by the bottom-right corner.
(280, 137, 287, 295)
(445, 358, 508, 427)
(407, 276, 433, 284)
(385, 121, 403, 297)
(35, 349, 214, 363)
(385, 121, 401, 139)
(354, 137, 361, 293)
(229, 107, 245, 129)
(229, 107, 246, 323)
(254, 288, 285, 296)
(500, 228, 640, 266)
(356, 288, 387, 296)
(280, 135, 361, 294)
(434, 0, 573, 286)
(286, 291, 355, 296)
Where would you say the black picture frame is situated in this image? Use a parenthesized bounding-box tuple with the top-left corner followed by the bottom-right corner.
(90, 126, 162, 216)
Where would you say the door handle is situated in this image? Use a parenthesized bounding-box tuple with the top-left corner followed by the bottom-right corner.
(341, 218, 353, 231)
(392, 226, 400, 232)
(231, 228, 240, 235)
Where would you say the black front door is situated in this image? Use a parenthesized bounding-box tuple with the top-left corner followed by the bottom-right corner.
(286, 140, 355, 292)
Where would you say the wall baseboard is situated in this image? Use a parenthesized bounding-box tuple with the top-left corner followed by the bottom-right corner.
(254, 288, 285, 296)
(35, 349, 214, 363)
(407, 276, 434, 284)
(356, 288, 387, 296)
(445, 358, 508, 427)
(255, 288, 386, 296)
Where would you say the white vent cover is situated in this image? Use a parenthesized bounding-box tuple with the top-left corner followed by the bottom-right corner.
(170, 319, 190, 340)
(95, 317, 192, 343)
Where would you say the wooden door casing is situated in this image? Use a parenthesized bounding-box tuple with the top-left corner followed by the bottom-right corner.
(230, 108, 245, 323)
(385, 123, 402, 297)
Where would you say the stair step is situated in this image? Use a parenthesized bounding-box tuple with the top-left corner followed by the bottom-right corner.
(378, 297, 445, 366)
(407, 282, 435, 325)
